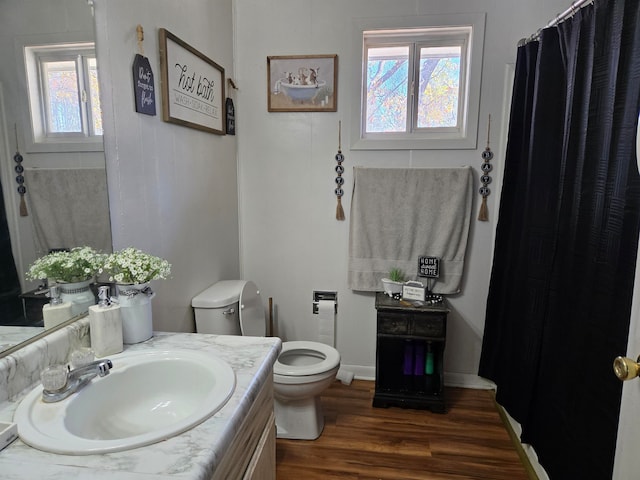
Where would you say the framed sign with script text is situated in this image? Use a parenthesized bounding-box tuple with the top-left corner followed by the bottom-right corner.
(158, 28, 225, 134)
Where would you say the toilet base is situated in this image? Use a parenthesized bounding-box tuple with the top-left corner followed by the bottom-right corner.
(274, 396, 324, 440)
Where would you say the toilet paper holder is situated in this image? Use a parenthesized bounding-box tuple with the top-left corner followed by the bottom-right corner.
(313, 291, 337, 314)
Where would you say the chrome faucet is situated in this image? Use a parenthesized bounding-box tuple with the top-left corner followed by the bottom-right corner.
(41, 359, 113, 403)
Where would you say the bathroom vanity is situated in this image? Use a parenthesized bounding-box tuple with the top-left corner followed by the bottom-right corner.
(0, 318, 281, 479)
(373, 292, 449, 413)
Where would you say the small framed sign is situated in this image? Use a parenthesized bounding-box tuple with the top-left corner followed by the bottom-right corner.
(132, 54, 156, 116)
(418, 256, 440, 278)
(226, 98, 235, 135)
(402, 282, 426, 301)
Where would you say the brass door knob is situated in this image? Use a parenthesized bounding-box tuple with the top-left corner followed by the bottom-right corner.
(613, 356, 640, 381)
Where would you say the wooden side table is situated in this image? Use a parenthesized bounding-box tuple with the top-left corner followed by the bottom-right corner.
(19, 287, 48, 326)
(373, 292, 449, 413)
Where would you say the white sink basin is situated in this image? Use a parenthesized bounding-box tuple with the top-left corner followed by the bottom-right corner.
(14, 349, 236, 455)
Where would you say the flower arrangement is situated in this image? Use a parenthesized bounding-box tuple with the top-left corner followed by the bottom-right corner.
(26, 246, 106, 283)
(102, 247, 171, 285)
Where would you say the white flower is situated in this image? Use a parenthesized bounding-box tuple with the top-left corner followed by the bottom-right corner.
(102, 248, 171, 284)
(26, 247, 106, 283)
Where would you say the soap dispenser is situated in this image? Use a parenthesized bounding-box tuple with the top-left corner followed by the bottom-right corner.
(42, 285, 73, 330)
(89, 286, 123, 357)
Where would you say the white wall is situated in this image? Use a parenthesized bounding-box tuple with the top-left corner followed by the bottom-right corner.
(93, 0, 239, 333)
(234, 0, 570, 379)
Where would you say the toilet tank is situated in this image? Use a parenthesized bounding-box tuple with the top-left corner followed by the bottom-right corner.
(191, 280, 246, 335)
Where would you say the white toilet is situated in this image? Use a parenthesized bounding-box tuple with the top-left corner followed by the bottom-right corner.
(191, 280, 340, 440)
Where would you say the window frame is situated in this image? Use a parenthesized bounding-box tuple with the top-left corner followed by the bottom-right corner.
(351, 13, 486, 150)
(18, 36, 104, 153)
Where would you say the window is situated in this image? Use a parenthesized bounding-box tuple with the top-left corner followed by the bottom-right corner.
(352, 14, 485, 150)
(364, 29, 467, 135)
(24, 43, 103, 149)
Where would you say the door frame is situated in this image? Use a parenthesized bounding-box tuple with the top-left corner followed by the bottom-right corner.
(612, 115, 640, 478)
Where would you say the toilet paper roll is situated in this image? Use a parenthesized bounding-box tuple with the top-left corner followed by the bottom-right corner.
(317, 299, 335, 347)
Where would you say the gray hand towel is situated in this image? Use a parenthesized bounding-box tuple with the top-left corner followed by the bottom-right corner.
(348, 166, 473, 294)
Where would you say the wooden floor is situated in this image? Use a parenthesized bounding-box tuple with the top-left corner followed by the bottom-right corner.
(276, 380, 529, 480)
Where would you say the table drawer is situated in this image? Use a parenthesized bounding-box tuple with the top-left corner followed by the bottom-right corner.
(412, 315, 445, 337)
(378, 313, 409, 334)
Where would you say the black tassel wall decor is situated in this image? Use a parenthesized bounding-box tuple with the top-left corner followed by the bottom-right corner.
(478, 115, 493, 221)
(335, 121, 345, 221)
(13, 125, 27, 217)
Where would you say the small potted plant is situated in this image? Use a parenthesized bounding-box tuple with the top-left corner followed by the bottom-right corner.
(381, 268, 405, 296)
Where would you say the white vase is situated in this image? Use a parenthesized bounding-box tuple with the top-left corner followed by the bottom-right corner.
(58, 279, 96, 316)
(381, 278, 403, 296)
(116, 283, 155, 344)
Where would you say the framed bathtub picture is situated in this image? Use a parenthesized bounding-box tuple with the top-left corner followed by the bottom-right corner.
(159, 28, 225, 134)
(267, 54, 337, 112)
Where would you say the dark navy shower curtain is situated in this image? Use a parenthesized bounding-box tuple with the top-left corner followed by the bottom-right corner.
(0, 177, 23, 325)
(479, 0, 640, 478)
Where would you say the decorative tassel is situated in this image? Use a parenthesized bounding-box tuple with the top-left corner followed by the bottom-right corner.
(336, 196, 345, 221)
(477, 196, 488, 221)
(19, 195, 28, 217)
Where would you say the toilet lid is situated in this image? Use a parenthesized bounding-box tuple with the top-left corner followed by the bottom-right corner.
(239, 281, 266, 336)
(274, 341, 341, 376)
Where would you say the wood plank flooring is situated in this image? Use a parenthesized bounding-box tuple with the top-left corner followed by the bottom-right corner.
(276, 380, 530, 480)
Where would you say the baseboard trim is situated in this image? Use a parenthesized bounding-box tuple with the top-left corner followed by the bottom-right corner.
(490, 391, 545, 480)
(341, 364, 375, 381)
(443, 372, 496, 389)
(347, 366, 496, 390)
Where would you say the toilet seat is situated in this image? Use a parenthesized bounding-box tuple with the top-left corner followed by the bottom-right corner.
(239, 281, 266, 336)
(274, 341, 341, 377)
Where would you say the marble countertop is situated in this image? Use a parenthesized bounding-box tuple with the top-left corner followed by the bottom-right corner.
(0, 326, 43, 351)
(0, 332, 281, 479)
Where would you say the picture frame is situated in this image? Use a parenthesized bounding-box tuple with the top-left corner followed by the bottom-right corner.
(158, 28, 225, 134)
(267, 54, 337, 112)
